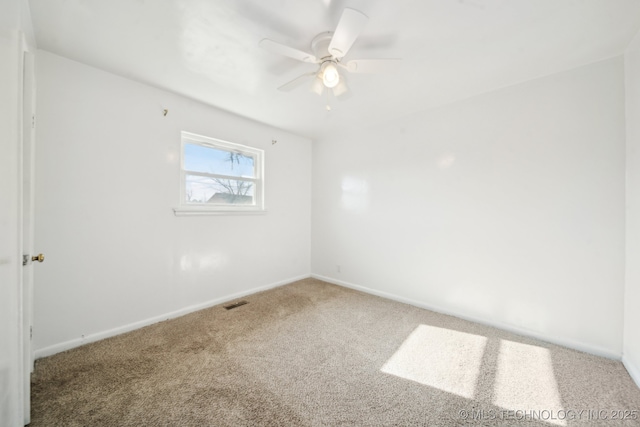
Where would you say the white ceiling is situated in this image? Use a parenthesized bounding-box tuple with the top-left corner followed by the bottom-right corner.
(28, 0, 640, 140)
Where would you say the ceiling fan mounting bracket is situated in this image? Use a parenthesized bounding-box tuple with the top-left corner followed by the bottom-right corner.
(311, 32, 335, 61)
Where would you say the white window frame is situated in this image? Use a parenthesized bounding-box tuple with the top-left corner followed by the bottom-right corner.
(174, 131, 265, 216)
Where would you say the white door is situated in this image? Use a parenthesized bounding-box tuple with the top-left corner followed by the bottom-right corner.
(0, 27, 31, 427)
(21, 49, 37, 426)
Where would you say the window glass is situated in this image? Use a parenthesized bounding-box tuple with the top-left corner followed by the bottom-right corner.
(179, 132, 264, 212)
(184, 143, 255, 178)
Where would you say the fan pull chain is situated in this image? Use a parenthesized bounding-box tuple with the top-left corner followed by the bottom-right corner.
(326, 87, 332, 112)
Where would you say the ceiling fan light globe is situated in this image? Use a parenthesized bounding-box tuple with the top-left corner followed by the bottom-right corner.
(333, 80, 349, 98)
(322, 64, 340, 88)
(311, 77, 325, 96)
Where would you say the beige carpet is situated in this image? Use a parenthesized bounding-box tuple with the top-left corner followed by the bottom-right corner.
(31, 278, 640, 426)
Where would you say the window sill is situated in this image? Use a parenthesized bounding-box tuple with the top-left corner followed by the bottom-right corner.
(173, 207, 267, 216)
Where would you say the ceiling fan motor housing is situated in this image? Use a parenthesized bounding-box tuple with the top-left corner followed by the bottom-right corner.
(311, 32, 335, 61)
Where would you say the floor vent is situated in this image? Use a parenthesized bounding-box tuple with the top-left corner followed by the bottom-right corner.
(224, 300, 248, 310)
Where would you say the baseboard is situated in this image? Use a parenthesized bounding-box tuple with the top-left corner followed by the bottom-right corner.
(622, 355, 640, 388)
(34, 274, 310, 359)
(311, 273, 621, 360)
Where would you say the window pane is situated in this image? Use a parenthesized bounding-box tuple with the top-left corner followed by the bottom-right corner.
(185, 174, 255, 205)
(184, 143, 255, 178)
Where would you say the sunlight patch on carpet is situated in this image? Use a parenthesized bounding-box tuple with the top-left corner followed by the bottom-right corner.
(493, 340, 566, 426)
(381, 324, 487, 398)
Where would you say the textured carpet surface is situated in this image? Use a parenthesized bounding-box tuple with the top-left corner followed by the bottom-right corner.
(31, 278, 640, 426)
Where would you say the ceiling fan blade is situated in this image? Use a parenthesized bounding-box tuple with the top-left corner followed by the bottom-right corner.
(278, 72, 317, 92)
(328, 8, 368, 58)
(344, 59, 401, 73)
(259, 39, 318, 63)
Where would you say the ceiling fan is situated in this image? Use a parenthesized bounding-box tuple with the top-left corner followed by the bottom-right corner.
(259, 8, 400, 101)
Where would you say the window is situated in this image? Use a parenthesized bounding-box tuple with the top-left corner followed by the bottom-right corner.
(175, 132, 264, 215)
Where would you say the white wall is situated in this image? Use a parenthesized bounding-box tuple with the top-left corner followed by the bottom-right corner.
(624, 31, 640, 385)
(312, 57, 626, 358)
(34, 51, 312, 357)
